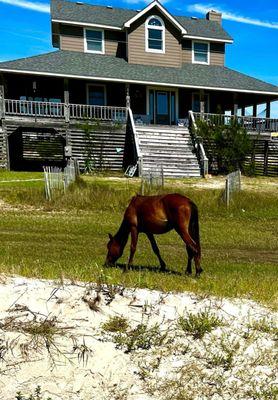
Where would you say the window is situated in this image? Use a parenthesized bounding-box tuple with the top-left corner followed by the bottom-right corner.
(146, 16, 165, 53)
(193, 42, 209, 64)
(87, 85, 106, 106)
(85, 29, 104, 54)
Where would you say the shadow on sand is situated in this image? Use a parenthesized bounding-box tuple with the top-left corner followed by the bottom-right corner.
(111, 263, 183, 276)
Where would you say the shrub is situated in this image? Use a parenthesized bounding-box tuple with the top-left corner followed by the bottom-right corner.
(101, 316, 130, 333)
(114, 323, 167, 353)
(196, 119, 252, 174)
(178, 310, 221, 339)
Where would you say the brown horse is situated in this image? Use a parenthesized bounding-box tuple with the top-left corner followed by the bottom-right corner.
(105, 193, 202, 276)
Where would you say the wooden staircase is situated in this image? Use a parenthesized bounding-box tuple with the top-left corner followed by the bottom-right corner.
(136, 125, 201, 178)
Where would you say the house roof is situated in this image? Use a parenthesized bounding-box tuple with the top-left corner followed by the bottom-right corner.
(123, 1, 187, 35)
(51, 0, 233, 42)
(1, 51, 277, 96)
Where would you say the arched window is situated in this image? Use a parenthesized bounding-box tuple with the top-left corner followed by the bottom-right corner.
(146, 16, 165, 53)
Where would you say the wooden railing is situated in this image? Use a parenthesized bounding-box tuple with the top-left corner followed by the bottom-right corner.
(4, 99, 127, 122)
(188, 110, 208, 177)
(126, 107, 142, 176)
(5, 99, 65, 118)
(193, 112, 278, 133)
(69, 103, 127, 121)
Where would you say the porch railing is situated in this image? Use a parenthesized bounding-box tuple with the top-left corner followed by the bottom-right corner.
(4, 99, 127, 122)
(193, 112, 278, 134)
(69, 103, 127, 122)
(188, 110, 208, 177)
(5, 99, 65, 118)
(126, 107, 142, 176)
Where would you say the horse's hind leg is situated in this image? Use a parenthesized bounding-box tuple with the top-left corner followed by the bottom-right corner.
(186, 245, 194, 275)
(174, 212, 202, 276)
(147, 233, 166, 271)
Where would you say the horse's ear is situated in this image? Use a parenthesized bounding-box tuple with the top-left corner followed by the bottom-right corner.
(108, 233, 113, 240)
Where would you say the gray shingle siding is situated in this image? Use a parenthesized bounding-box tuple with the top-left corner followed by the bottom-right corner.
(51, 0, 232, 41)
(0, 51, 277, 94)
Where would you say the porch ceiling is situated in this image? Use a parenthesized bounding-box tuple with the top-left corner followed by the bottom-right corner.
(0, 51, 278, 97)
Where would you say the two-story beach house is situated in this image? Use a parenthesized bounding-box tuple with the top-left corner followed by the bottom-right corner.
(0, 0, 277, 176)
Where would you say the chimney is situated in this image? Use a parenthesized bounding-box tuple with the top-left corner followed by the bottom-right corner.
(206, 10, 222, 25)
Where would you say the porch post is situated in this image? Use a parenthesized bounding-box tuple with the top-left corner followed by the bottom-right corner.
(252, 104, 257, 117)
(241, 107, 245, 116)
(125, 83, 130, 108)
(266, 101, 271, 118)
(200, 90, 205, 117)
(0, 85, 5, 119)
(232, 93, 238, 116)
(64, 78, 70, 123)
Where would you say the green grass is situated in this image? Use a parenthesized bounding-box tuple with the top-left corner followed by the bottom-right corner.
(0, 172, 277, 308)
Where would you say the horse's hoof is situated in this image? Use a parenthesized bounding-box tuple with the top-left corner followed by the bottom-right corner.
(195, 268, 203, 278)
(186, 270, 192, 276)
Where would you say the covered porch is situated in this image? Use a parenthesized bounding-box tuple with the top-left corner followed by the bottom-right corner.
(1, 72, 278, 133)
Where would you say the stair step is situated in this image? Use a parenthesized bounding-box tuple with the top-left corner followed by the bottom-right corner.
(135, 125, 201, 177)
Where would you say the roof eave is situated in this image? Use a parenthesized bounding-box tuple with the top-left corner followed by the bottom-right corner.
(51, 19, 122, 31)
(183, 34, 233, 44)
(1, 68, 278, 97)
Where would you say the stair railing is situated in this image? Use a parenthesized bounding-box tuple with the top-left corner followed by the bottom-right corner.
(188, 110, 208, 177)
(127, 107, 143, 176)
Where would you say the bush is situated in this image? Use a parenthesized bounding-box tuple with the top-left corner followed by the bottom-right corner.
(196, 119, 252, 174)
(178, 310, 221, 339)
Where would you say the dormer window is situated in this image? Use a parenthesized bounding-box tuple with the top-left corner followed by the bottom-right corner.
(146, 16, 165, 53)
(193, 41, 210, 64)
(84, 28, 104, 54)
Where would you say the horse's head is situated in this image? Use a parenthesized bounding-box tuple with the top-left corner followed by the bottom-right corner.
(105, 233, 123, 266)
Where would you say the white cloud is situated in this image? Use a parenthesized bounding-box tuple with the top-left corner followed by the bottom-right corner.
(187, 3, 278, 29)
(0, 0, 50, 13)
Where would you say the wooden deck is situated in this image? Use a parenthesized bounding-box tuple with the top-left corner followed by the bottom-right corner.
(0, 100, 128, 170)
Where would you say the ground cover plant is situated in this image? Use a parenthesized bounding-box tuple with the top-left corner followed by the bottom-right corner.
(0, 171, 277, 307)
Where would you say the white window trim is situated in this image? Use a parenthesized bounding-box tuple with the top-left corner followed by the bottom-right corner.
(145, 16, 165, 54)
(86, 83, 107, 106)
(192, 41, 210, 65)
(84, 28, 105, 54)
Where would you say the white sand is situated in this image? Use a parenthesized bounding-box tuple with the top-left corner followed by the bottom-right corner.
(0, 275, 277, 400)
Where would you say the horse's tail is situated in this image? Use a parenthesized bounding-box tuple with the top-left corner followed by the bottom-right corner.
(189, 201, 201, 257)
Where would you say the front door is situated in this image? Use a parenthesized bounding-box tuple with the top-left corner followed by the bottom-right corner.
(149, 89, 176, 125)
(156, 91, 170, 125)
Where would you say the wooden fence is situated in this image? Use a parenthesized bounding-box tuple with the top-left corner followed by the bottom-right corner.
(202, 138, 278, 176)
(43, 159, 79, 200)
(140, 166, 164, 194)
(223, 170, 241, 206)
(244, 139, 278, 176)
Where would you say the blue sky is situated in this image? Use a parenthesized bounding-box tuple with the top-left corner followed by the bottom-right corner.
(0, 0, 277, 115)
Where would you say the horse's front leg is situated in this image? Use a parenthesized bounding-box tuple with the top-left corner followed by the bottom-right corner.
(146, 233, 166, 271)
(126, 226, 138, 271)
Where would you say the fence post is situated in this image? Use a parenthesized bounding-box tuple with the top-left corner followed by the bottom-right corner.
(225, 177, 230, 207)
(0, 85, 5, 119)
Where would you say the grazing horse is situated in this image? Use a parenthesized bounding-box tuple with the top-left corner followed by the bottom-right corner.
(105, 193, 202, 276)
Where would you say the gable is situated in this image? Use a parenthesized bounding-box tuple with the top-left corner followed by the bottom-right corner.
(124, 0, 187, 35)
(128, 8, 182, 68)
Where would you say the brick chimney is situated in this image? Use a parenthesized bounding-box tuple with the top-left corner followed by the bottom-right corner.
(206, 10, 222, 25)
